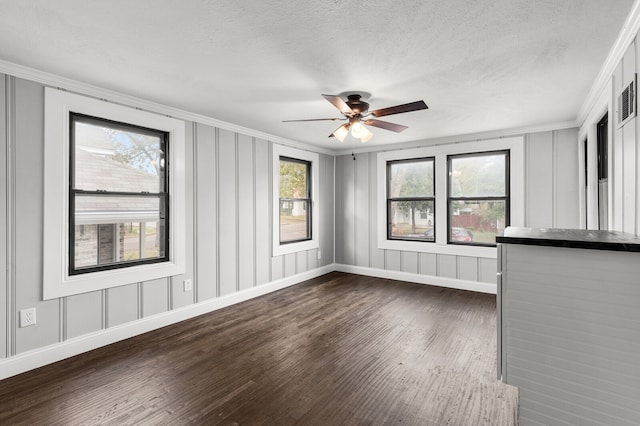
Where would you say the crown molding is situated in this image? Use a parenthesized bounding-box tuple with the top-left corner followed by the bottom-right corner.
(333, 120, 578, 156)
(0, 59, 335, 157)
(577, 0, 640, 127)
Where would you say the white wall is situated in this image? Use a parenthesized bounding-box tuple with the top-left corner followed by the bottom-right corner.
(580, 19, 640, 234)
(335, 128, 580, 292)
(0, 74, 334, 375)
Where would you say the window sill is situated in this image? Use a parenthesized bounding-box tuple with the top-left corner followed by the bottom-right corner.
(273, 239, 319, 257)
(43, 260, 184, 300)
(377, 239, 497, 258)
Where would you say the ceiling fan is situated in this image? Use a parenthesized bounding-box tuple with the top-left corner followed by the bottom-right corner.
(283, 94, 428, 143)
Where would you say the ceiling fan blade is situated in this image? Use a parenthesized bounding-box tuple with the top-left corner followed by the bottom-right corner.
(329, 123, 350, 142)
(364, 119, 408, 133)
(322, 94, 354, 115)
(369, 100, 428, 118)
(283, 118, 343, 122)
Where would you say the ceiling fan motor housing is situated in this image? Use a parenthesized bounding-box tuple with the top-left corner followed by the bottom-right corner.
(346, 94, 369, 115)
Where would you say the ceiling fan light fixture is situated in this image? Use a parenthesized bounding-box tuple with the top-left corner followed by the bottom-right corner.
(332, 124, 349, 142)
(350, 121, 366, 138)
(360, 126, 373, 143)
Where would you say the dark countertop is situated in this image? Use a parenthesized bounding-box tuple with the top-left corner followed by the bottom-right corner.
(496, 227, 640, 252)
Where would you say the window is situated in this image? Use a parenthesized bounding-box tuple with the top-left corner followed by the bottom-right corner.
(70, 113, 169, 274)
(272, 144, 319, 256)
(43, 88, 185, 299)
(387, 158, 435, 242)
(279, 157, 311, 243)
(376, 137, 523, 257)
(448, 151, 509, 246)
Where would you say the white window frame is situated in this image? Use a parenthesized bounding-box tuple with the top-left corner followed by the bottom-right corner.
(377, 137, 524, 258)
(43, 88, 186, 299)
(272, 144, 319, 256)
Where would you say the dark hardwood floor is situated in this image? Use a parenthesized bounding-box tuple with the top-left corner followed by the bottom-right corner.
(0, 272, 518, 425)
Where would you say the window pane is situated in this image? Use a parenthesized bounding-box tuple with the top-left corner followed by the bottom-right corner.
(280, 200, 309, 242)
(449, 200, 506, 244)
(389, 200, 435, 241)
(450, 153, 506, 197)
(279, 159, 308, 198)
(75, 195, 162, 224)
(73, 220, 165, 270)
(389, 159, 434, 198)
(73, 120, 164, 193)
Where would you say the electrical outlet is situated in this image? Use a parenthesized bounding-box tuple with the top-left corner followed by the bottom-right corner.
(317, 250, 322, 260)
(183, 279, 192, 292)
(20, 308, 36, 327)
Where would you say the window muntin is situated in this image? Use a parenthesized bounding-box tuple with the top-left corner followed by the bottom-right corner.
(387, 158, 435, 242)
(279, 156, 311, 244)
(447, 151, 509, 246)
(69, 113, 169, 275)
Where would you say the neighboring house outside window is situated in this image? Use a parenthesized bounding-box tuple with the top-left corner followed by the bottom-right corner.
(447, 151, 509, 246)
(386, 157, 435, 242)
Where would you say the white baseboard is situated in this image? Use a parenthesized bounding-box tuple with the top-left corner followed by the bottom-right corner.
(335, 264, 497, 294)
(0, 264, 334, 381)
(0, 262, 494, 381)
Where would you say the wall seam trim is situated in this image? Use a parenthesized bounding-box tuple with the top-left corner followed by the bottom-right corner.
(235, 132, 240, 292)
(252, 137, 257, 287)
(192, 122, 199, 303)
(215, 128, 220, 298)
(6, 75, 15, 357)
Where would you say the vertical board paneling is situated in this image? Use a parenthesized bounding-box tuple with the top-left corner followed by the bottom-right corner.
(386, 250, 401, 271)
(106, 284, 138, 327)
(284, 253, 296, 277)
(554, 128, 580, 229)
(613, 62, 624, 232)
(622, 40, 636, 235)
(342, 155, 356, 265)
(613, 127, 624, 231)
(238, 134, 255, 290)
(195, 123, 217, 301)
(369, 152, 385, 269)
(479, 258, 498, 284)
(296, 251, 308, 274)
(354, 153, 370, 267)
(0, 74, 7, 358)
(526, 131, 554, 228)
(171, 121, 195, 308)
(318, 154, 333, 267)
(438, 255, 457, 279)
(14, 78, 59, 355)
(254, 139, 271, 284)
(65, 292, 102, 339)
(142, 278, 169, 317)
(458, 256, 478, 282)
(401, 251, 418, 274)
(218, 129, 238, 296)
(334, 155, 345, 264)
(271, 256, 284, 280)
(307, 249, 318, 271)
(419, 253, 437, 276)
(623, 120, 636, 234)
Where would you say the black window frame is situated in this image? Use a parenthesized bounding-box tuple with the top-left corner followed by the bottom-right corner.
(447, 150, 510, 247)
(68, 112, 170, 275)
(386, 157, 436, 242)
(278, 156, 312, 244)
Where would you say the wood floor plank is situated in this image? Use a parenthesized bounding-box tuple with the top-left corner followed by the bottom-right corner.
(0, 272, 518, 425)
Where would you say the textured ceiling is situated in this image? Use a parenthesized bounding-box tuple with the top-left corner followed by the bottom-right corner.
(0, 0, 635, 149)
